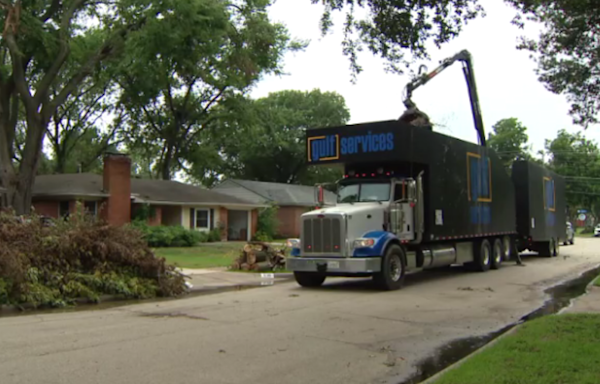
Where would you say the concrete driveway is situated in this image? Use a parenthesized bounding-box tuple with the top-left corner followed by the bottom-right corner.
(0, 238, 598, 384)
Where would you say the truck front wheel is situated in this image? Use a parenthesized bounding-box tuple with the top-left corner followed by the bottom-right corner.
(294, 272, 326, 288)
(373, 244, 406, 291)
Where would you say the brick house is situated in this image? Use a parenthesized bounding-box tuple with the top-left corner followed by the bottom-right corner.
(211, 179, 336, 238)
(31, 153, 264, 241)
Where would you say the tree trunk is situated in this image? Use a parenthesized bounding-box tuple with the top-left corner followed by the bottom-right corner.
(161, 144, 174, 180)
(6, 115, 48, 215)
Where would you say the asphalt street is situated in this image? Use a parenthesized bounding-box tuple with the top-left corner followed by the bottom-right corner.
(1, 238, 598, 384)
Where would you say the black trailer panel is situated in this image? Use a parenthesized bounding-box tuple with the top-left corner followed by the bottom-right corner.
(306, 120, 516, 242)
(512, 160, 567, 242)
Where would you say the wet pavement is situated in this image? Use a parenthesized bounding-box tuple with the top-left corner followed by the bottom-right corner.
(401, 265, 600, 384)
(0, 238, 599, 384)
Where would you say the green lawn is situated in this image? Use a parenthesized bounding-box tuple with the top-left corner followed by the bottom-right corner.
(594, 275, 600, 287)
(433, 314, 600, 384)
(153, 242, 244, 269)
(575, 227, 594, 238)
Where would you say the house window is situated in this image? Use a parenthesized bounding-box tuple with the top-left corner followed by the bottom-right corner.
(84, 201, 97, 216)
(189, 208, 210, 229)
(196, 209, 209, 229)
(59, 201, 70, 218)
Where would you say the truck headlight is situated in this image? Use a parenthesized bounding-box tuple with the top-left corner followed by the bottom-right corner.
(353, 238, 375, 249)
(286, 238, 301, 248)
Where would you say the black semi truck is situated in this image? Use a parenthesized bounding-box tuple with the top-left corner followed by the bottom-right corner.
(286, 50, 567, 290)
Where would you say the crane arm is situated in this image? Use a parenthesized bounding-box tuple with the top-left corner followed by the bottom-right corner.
(403, 50, 487, 147)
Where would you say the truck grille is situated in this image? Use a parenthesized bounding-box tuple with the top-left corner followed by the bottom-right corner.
(302, 216, 343, 255)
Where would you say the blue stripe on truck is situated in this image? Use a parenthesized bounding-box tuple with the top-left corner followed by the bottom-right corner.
(352, 231, 398, 257)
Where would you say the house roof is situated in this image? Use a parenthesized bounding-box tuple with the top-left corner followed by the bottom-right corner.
(33, 173, 263, 207)
(130, 178, 262, 206)
(212, 179, 336, 207)
(34, 174, 109, 198)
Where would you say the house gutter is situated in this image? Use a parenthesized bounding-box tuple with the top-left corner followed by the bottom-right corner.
(131, 198, 269, 209)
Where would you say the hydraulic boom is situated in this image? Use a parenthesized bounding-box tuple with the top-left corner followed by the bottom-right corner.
(403, 50, 486, 147)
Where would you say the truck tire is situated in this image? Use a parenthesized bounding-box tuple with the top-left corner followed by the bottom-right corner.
(473, 239, 492, 272)
(491, 238, 503, 270)
(373, 244, 406, 291)
(538, 239, 555, 258)
(294, 272, 326, 288)
(502, 236, 512, 261)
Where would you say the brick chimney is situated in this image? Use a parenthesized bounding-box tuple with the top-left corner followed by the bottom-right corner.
(102, 152, 131, 226)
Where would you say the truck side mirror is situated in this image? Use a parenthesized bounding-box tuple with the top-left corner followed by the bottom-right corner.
(315, 185, 325, 207)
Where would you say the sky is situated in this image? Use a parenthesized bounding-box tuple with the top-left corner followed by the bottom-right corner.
(251, 0, 600, 156)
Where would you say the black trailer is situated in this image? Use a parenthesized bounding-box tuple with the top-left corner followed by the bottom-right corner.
(306, 119, 517, 244)
(512, 160, 567, 255)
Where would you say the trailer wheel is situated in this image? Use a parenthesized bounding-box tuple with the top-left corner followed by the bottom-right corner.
(538, 240, 554, 258)
(294, 272, 326, 288)
(491, 238, 503, 270)
(552, 238, 559, 257)
(373, 244, 406, 291)
(473, 239, 492, 272)
(502, 236, 512, 261)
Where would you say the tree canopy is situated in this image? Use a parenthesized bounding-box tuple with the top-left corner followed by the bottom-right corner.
(544, 129, 600, 218)
(509, 0, 600, 128)
(0, 0, 301, 213)
(487, 118, 531, 168)
(1, 0, 599, 217)
(117, 0, 304, 180)
(205, 89, 350, 186)
(318, 0, 599, 124)
(314, 0, 484, 77)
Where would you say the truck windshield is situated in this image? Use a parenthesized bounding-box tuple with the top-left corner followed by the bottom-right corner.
(337, 183, 391, 203)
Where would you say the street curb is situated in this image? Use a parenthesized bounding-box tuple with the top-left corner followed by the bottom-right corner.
(421, 265, 600, 383)
(558, 269, 600, 315)
(0, 275, 292, 315)
(0, 294, 126, 314)
(419, 324, 522, 384)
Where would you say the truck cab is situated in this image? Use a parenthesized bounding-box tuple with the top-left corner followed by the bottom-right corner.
(287, 167, 425, 289)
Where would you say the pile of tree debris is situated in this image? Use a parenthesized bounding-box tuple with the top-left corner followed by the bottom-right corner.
(230, 241, 286, 272)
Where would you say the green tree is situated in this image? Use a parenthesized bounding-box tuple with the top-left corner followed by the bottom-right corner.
(544, 129, 600, 217)
(508, 0, 600, 127)
(487, 118, 531, 168)
(0, 0, 210, 214)
(45, 80, 123, 174)
(209, 89, 350, 185)
(314, 0, 484, 77)
(119, 0, 304, 180)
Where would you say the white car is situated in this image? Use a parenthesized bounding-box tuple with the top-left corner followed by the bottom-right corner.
(594, 224, 600, 237)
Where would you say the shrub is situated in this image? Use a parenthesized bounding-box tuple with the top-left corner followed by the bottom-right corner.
(581, 226, 594, 235)
(132, 221, 203, 247)
(253, 204, 279, 241)
(0, 210, 187, 308)
(253, 231, 272, 242)
(207, 228, 221, 242)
